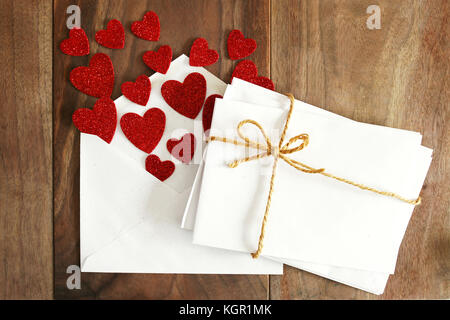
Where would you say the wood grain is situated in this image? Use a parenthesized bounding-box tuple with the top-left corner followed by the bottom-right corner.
(0, 0, 53, 299)
(269, 0, 449, 299)
(0, 0, 442, 300)
(53, 0, 270, 299)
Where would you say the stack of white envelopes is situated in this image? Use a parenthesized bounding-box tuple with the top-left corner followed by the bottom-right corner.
(80, 55, 432, 295)
(182, 78, 432, 295)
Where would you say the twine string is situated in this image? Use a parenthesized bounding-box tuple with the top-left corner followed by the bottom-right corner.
(207, 93, 422, 259)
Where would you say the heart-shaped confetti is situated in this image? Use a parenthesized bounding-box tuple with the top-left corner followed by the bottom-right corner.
(202, 94, 223, 133)
(131, 11, 160, 41)
(70, 53, 115, 98)
(227, 29, 257, 60)
(231, 60, 274, 90)
(120, 108, 165, 153)
(121, 75, 151, 106)
(166, 133, 196, 164)
(72, 97, 117, 143)
(145, 154, 175, 181)
(95, 19, 125, 49)
(143, 45, 172, 74)
(60, 27, 89, 56)
(161, 72, 206, 119)
(189, 38, 219, 67)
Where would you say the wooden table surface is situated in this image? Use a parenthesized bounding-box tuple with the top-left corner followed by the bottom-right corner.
(0, 0, 448, 299)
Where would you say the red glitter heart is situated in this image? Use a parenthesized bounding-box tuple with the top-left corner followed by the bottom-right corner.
(189, 38, 219, 67)
(72, 97, 117, 143)
(131, 11, 160, 41)
(121, 75, 151, 106)
(202, 94, 223, 133)
(145, 154, 175, 181)
(120, 108, 165, 153)
(70, 53, 115, 98)
(231, 60, 274, 90)
(143, 45, 172, 74)
(95, 19, 125, 49)
(60, 27, 89, 56)
(166, 133, 196, 164)
(161, 72, 206, 119)
(227, 29, 257, 60)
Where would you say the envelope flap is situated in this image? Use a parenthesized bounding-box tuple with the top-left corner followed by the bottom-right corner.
(109, 55, 227, 193)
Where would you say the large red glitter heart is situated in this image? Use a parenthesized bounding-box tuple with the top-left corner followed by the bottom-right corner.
(70, 53, 115, 98)
(72, 97, 117, 143)
(189, 38, 219, 67)
(121, 75, 151, 106)
(231, 60, 274, 90)
(161, 72, 206, 119)
(227, 29, 257, 60)
(202, 94, 223, 133)
(166, 133, 196, 164)
(143, 45, 172, 74)
(120, 108, 165, 153)
(145, 154, 175, 181)
(95, 19, 125, 49)
(131, 11, 160, 41)
(60, 27, 89, 56)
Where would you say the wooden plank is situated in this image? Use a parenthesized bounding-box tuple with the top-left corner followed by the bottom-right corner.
(0, 0, 53, 299)
(269, 0, 449, 299)
(53, 0, 271, 299)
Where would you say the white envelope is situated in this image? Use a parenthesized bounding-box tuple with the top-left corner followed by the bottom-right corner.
(182, 79, 430, 294)
(182, 79, 424, 230)
(80, 55, 283, 274)
(192, 99, 432, 272)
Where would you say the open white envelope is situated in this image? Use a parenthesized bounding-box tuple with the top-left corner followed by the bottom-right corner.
(80, 55, 283, 274)
(191, 95, 432, 277)
(182, 79, 431, 294)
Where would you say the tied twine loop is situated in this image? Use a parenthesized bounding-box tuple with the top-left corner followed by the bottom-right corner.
(207, 94, 422, 259)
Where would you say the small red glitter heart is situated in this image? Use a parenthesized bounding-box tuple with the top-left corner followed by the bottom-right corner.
(231, 60, 274, 90)
(70, 53, 115, 98)
(161, 72, 206, 119)
(121, 75, 151, 106)
(131, 11, 160, 41)
(189, 38, 219, 67)
(120, 108, 166, 153)
(202, 94, 223, 133)
(60, 27, 89, 56)
(227, 29, 257, 60)
(166, 133, 196, 164)
(72, 97, 117, 143)
(145, 154, 175, 181)
(95, 19, 125, 49)
(143, 45, 172, 74)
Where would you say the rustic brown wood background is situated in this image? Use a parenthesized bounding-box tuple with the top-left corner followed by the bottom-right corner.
(0, 0, 448, 299)
(0, 0, 53, 299)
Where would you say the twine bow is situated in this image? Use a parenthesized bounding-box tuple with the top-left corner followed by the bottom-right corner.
(208, 94, 422, 259)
